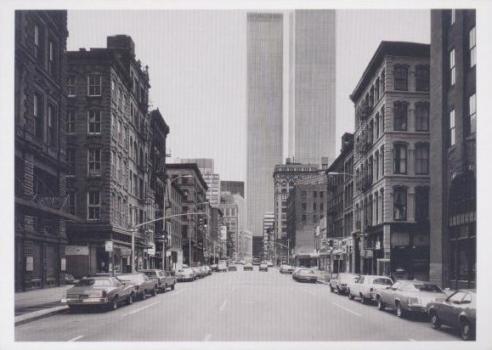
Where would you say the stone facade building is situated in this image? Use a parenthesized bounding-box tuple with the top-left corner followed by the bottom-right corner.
(219, 191, 239, 259)
(165, 181, 184, 270)
(430, 9, 476, 289)
(15, 10, 72, 291)
(351, 41, 431, 280)
(65, 35, 154, 276)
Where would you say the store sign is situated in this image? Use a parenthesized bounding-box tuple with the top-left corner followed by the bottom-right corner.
(65, 245, 89, 256)
(105, 241, 113, 252)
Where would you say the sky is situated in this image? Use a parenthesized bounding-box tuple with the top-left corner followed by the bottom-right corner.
(67, 9, 430, 182)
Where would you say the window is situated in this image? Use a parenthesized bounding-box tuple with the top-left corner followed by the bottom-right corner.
(88, 110, 101, 134)
(67, 76, 76, 97)
(375, 113, 380, 139)
(313, 203, 317, 210)
(68, 191, 76, 215)
(375, 78, 380, 101)
(33, 24, 40, 59)
(469, 94, 476, 134)
(47, 104, 57, 146)
(320, 192, 323, 198)
(393, 143, 407, 174)
(415, 102, 429, 131)
(320, 203, 324, 211)
(469, 27, 476, 68)
(66, 148, 75, 175)
(375, 151, 379, 180)
(380, 146, 384, 176)
(415, 143, 430, 174)
(302, 215, 306, 223)
(393, 65, 408, 91)
(415, 65, 430, 91)
(393, 101, 408, 131)
(415, 187, 430, 222)
(48, 41, 55, 75)
(313, 191, 317, 198)
(302, 203, 307, 211)
(380, 107, 385, 134)
(88, 149, 101, 176)
(449, 49, 456, 86)
(393, 187, 407, 221)
(111, 150, 116, 176)
(87, 191, 101, 220)
(87, 74, 102, 96)
(381, 70, 385, 92)
(451, 9, 455, 25)
(33, 93, 43, 140)
(449, 109, 456, 146)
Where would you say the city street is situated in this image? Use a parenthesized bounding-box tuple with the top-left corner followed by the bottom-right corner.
(16, 268, 458, 342)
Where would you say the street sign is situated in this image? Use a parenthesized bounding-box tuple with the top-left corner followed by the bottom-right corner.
(105, 240, 113, 252)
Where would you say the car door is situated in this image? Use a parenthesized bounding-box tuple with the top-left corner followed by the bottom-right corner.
(440, 291, 466, 326)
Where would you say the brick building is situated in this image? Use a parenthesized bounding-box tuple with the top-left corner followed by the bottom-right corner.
(65, 35, 154, 277)
(219, 191, 239, 259)
(325, 133, 354, 273)
(14, 10, 73, 290)
(287, 183, 327, 267)
(430, 10, 476, 289)
(166, 163, 208, 266)
(351, 41, 431, 280)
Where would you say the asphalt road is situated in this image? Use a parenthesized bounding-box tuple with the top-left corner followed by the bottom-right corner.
(15, 268, 460, 341)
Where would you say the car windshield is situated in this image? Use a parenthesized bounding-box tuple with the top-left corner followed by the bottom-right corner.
(119, 274, 143, 283)
(143, 271, 156, 277)
(411, 283, 442, 293)
(301, 269, 314, 274)
(374, 278, 393, 285)
(76, 278, 112, 287)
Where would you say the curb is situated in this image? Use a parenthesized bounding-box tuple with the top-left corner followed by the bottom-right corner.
(15, 305, 68, 326)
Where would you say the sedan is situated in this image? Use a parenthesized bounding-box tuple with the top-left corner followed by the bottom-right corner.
(376, 280, 447, 318)
(243, 263, 253, 271)
(176, 267, 196, 282)
(259, 263, 268, 272)
(428, 289, 476, 340)
(228, 264, 238, 271)
(292, 268, 317, 283)
(141, 269, 176, 293)
(348, 275, 393, 304)
(279, 264, 295, 274)
(329, 273, 360, 295)
(62, 276, 135, 311)
(117, 273, 157, 300)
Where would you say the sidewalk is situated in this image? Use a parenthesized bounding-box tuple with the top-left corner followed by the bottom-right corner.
(15, 285, 71, 325)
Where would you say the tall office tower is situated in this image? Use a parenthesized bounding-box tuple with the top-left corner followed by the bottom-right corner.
(289, 10, 336, 164)
(246, 13, 284, 237)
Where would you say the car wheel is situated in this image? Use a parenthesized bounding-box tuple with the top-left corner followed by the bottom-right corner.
(162, 284, 167, 293)
(142, 291, 147, 300)
(171, 284, 175, 291)
(348, 291, 354, 300)
(430, 311, 441, 329)
(396, 302, 405, 318)
(330, 286, 334, 293)
(360, 294, 367, 304)
(460, 319, 473, 340)
(336, 287, 340, 294)
(127, 293, 134, 305)
(377, 297, 385, 311)
(109, 297, 118, 311)
(151, 287, 157, 297)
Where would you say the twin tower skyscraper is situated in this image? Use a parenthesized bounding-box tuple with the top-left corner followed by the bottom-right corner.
(246, 10, 336, 236)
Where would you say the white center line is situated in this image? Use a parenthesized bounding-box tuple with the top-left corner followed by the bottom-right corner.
(67, 335, 84, 342)
(203, 333, 212, 341)
(219, 299, 228, 312)
(123, 301, 160, 317)
(331, 302, 362, 317)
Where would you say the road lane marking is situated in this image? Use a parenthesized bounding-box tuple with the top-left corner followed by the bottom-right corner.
(331, 302, 362, 317)
(68, 335, 84, 342)
(203, 333, 212, 341)
(219, 299, 228, 312)
(123, 301, 160, 317)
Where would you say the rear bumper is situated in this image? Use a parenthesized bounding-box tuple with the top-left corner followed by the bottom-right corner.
(407, 305, 427, 313)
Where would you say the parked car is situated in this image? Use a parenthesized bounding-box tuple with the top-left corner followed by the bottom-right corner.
(228, 264, 238, 271)
(279, 264, 295, 274)
(428, 289, 476, 340)
(252, 258, 261, 266)
(376, 280, 447, 318)
(259, 262, 268, 272)
(292, 268, 317, 283)
(117, 273, 158, 300)
(176, 267, 196, 282)
(191, 267, 204, 278)
(329, 273, 360, 295)
(267, 260, 274, 267)
(243, 263, 253, 271)
(239, 260, 246, 265)
(348, 275, 393, 304)
(217, 260, 228, 272)
(62, 276, 135, 311)
(64, 273, 79, 285)
(141, 269, 176, 293)
(211, 264, 218, 272)
(202, 265, 212, 276)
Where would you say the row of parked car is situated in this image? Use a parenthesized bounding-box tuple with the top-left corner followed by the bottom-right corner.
(175, 265, 213, 281)
(329, 273, 476, 340)
(61, 269, 177, 312)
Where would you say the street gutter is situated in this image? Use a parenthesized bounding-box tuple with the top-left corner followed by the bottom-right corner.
(15, 305, 68, 326)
